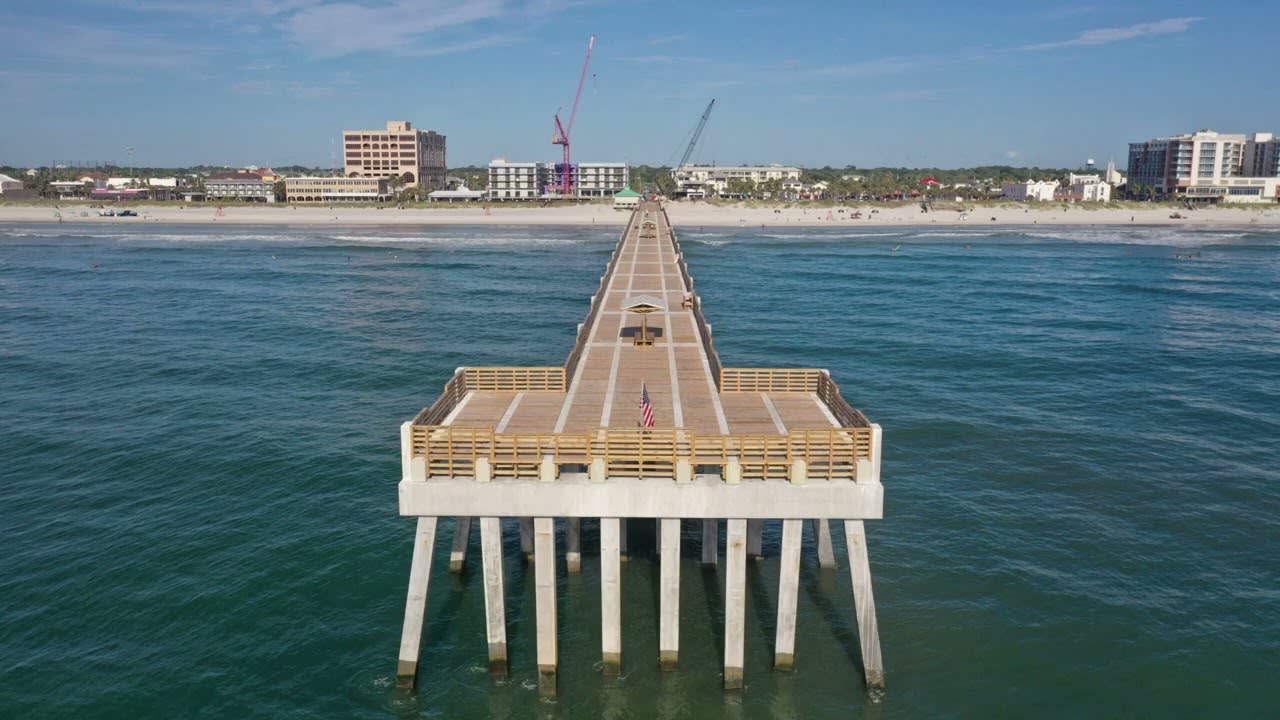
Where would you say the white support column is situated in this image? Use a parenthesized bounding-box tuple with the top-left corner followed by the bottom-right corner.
(747, 519, 764, 559)
(519, 517, 534, 562)
(814, 519, 836, 569)
(479, 517, 507, 676)
(534, 517, 558, 697)
(395, 516, 438, 688)
(701, 519, 718, 567)
(724, 518, 747, 690)
(449, 516, 471, 573)
(620, 518, 629, 562)
(659, 518, 681, 670)
(600, 517, 622, 674)
(774, 519, 802, 670)
(565, 517, 582, 574)
(844, 520, 885, 689)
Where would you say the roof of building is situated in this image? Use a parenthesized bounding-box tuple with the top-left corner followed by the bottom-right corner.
(208, 172, 268, 181)
(613, 186, 641, 198)
(0, 173, 20, 184)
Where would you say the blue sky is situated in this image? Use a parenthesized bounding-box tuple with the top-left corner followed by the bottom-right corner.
(2, 0, 1277, 169)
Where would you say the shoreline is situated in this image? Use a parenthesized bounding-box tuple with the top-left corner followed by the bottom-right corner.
(2, 202, 1279, 229)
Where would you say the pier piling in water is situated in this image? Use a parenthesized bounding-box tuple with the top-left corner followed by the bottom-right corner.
(393, 202, 885, 697)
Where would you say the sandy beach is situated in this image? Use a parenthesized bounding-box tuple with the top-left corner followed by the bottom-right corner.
(3, 201, 1280, 228)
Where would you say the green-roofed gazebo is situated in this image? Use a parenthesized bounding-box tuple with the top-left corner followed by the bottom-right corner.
(613, 185, 641, 209)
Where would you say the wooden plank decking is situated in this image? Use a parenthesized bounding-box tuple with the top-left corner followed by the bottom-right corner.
(443, 203, 846, 438)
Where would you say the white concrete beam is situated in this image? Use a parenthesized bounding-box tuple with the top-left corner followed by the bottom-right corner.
(400, 477, 883, 520)
(600, 517, 622, 674)
(844, 520, 885, 689)
(534, 517, 558, 697)
(724, 518, 747, 690)
(395, 516, 438, 688)
(479, 517, 507, 676)
(774, 519, 802, 670)
(659, 518, 681, 669)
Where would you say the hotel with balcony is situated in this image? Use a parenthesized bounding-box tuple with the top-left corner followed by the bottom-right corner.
(1128, 129, 1280, 203)
(343, 120, 446, 191)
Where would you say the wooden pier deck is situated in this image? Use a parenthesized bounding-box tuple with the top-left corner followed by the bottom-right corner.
(395, 201, 885, 696)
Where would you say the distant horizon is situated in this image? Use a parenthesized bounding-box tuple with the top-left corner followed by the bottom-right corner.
(3, 1, 1277, 169)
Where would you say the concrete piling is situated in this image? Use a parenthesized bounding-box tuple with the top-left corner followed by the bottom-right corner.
(600, 517, 622, 674)
(479, 517, 507, 676)
(659, 517, 681, 670)
(723, 518, 747, 690)
(396, 516, 438, 689)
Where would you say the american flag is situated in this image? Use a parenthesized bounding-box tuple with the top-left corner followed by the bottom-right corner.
(640, 382, 656, 428)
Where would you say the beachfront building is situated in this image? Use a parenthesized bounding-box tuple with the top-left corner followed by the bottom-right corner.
(576, 162, 630, 198)
(206, 173, 277, 203)
(672, 164, 803, 199)
(1244, 133, 1280, 177)
(1001, 180, 1059, 202)
(487, 159, 548, 200)
(285, 176, 390, 203)
(1183, 176, 1280, 203)
(486, 159, 630, 200)
(0, 173, 25, 193)
(1127, 130, 1247, 195)
(343, 120, 447, 191)
(49, 180, 90, 198)
(1063, 173, 1111, 202)
(427, 186, 485, 202)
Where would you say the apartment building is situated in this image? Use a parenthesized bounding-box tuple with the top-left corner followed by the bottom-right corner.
(574, 162, 630, 198)
(206, 172, 276, 203)
(285, 176, 390, 203)
(486, 159, 630, 200)
(342, 120, 446, 191)
(487, 159, 548, 200)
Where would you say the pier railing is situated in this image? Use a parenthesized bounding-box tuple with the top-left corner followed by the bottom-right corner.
(719, 367, 871, 428)
(564, 211, 639, 383)
(412, 366, 567, 425)
(409, 425, 873, 481)
(664, 207, 724, 387)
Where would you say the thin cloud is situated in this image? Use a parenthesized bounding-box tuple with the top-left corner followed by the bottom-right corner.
(621, 54, 711, 65)
(1021, 16, 1203, 51)
(648, 33, 686, 45)
(278, 0, 507, 57)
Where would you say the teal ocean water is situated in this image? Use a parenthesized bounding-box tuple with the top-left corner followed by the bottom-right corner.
(2, 221, 1277, 718)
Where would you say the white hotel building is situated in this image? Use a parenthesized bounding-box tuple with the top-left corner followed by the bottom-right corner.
(1128, 129, 1280, 202)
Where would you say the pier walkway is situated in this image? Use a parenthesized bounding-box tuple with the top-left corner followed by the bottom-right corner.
(395, 201, 885, 696)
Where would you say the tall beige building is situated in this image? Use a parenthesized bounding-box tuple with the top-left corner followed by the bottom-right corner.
(342, 120, 446, 191)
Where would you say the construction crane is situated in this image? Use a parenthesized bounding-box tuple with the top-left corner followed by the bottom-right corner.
(671, 98, 715, 198)
(676, 98, 716, 170)
(551, 34, 596, 197)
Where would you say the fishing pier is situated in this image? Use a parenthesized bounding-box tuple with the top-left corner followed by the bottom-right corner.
(395, 201, 885, 695)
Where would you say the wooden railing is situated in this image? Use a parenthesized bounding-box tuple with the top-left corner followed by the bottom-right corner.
(413, 368, 469, 425)
(720, 367, 822, 393)
(816, 371, 871, 428)
(409, 425, 873, 481)
(463, 366, 565, 391)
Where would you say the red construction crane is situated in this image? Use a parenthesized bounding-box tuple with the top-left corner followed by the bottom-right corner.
(552, 34, 596, 196)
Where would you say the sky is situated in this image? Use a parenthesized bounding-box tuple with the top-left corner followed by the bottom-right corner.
(2, 0, 1278, 170)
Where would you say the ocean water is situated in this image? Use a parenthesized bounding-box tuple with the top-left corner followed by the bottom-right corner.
(1, 222, 1277, 719)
